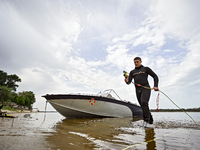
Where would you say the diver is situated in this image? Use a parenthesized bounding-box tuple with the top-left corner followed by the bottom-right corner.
(125, 57, 159, 125)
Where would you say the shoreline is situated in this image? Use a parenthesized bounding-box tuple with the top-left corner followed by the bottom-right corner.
(2, 108, 199, 115)
(1, 109, 38, 114)
(151, 109, 200, 112)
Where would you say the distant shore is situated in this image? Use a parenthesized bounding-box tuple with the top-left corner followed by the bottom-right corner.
(1, 109, 38, 114)
(151, 108, 200, 112)
(1, 105, 39, 114)
(2, 107, 200, 114)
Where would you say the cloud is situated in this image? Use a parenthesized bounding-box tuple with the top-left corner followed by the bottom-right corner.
(0, 0, 200, 110)
(0, 0, 83, 70)
(101, 0, 200, 108)
(163, 49, 174, 53)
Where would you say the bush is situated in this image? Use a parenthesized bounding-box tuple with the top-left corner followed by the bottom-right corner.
(2, 106, 17, 111)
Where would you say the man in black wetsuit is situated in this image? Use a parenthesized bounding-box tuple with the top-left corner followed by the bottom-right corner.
(125, 57, 159, 124)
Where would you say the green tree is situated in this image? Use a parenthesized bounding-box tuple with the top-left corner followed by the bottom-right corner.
(25, 97, 31, 108)
(10, 92, 19, 104)
(18, 95, 25, 106)
(0, 70, 21, 91)
(0, 70, 7, 86)
(0, 70, 36, 109)
(0, 86, 13, 103)
(18, 91, 36, 109)
(6, 74, 21, 91)
(14, 94, 20, 106)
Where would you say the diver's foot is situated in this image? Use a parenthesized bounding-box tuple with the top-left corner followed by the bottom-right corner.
(149, 115, 153, 124)
(142, 121, 155, 128)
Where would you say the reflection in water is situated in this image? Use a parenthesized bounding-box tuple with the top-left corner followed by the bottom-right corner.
(1, 112, 200, 150)
(46, 117, 142, 150)
(45, 113, 200, 150)
(145, 128, 156, 150)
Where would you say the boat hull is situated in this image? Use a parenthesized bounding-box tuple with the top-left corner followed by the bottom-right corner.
(43, 94, 142, 118)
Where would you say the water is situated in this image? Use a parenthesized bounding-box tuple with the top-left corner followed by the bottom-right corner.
(0, 112, 200, 150)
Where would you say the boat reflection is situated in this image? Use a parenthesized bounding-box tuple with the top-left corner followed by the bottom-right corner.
(45, 117, 142, 149)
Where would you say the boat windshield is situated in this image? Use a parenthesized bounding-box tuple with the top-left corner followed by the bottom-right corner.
(98, 93, 116, 99)
(69, 89, 122, 101)
(97, 89, 122, 100)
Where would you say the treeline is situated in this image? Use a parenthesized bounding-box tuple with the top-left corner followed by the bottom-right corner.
(0, 70, 35, 110)
(151, 107, 200, 112)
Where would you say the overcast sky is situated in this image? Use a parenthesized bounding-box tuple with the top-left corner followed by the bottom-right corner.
(1, 0, 200, 111)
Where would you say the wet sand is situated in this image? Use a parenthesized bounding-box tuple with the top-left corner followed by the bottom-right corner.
(0, 113, 54, 150)
(0, 112, 200, 150)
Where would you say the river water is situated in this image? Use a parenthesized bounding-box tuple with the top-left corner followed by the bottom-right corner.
(0, 112, 200, 150)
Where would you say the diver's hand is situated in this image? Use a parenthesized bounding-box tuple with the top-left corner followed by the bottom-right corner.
(124, 78, 128, 83)
(153, 87, 159, 91)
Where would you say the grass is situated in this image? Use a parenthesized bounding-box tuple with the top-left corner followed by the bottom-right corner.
(2, 106, 17, 111)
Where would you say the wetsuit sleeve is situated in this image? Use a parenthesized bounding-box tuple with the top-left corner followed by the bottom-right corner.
(146, 67, 159, 87)
(126, 71, 133, 85)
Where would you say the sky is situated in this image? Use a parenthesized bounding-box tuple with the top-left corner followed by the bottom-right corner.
(0, 0, 200, 111)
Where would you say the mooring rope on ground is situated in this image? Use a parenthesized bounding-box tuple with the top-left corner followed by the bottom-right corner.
(40, 101, 48, 126)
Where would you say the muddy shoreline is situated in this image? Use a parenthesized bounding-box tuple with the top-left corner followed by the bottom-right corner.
(0, 113, 55, 150)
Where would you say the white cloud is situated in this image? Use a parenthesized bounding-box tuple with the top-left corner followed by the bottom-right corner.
(0, 0, 200, 110)
(101, 0, 200, 109)
(163, 49, 174, 52)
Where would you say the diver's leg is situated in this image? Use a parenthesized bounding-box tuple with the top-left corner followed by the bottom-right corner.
(136, 90, 142, 106)
(141, 89, 152, 123)
(136, 90, 147, 119)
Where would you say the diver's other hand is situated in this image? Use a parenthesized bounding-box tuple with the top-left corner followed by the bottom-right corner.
(125, 78, 128, 83)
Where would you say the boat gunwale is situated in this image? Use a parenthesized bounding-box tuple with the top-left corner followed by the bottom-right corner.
(42, 94, 140, 108)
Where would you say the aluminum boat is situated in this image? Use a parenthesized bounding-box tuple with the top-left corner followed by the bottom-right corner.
(42, 89, 142, 118)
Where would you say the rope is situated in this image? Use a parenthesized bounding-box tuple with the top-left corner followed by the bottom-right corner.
(159, 90, 196, 123)
(122, 129, 181, 150)
(132, 82, 196, 123)
(156, 91, 159, 111)
(40, 101, 48, 126)
(123, 71, 196, 150)
(124, 71, 196, 123)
